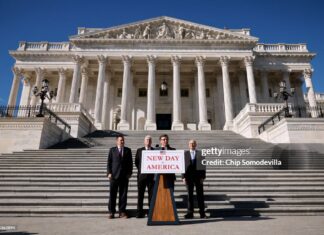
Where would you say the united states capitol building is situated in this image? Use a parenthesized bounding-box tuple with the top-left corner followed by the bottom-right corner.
(1, 17, 324, 219)
(2, 16, 324, 153)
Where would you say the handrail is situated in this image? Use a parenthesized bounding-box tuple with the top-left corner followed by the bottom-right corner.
(258, 105, 324, 134)
(43, 106, 71, 134)
(0, 105, 71, 135)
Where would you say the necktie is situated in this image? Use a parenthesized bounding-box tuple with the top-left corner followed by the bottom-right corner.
(118, 148, 122, 157)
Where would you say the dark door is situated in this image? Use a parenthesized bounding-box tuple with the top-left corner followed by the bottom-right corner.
(156, 114, 172, 130)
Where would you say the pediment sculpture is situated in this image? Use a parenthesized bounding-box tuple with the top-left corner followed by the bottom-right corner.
(88, 21, 239, 40)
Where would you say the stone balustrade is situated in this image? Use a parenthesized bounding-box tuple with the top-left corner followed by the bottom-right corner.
(18, 41, 70, 51)
(47, 103, 94, 123)
(254, 43, 308, 52)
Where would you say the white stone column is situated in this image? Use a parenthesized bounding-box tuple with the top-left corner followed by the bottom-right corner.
(194, 73, 199, 125)
(102, 70, 111, 129)
(94, 55, 107, 125)
(56, 68, 67, 103)
(195, 56, 211, 130)
(220, 56, 234, 130)
(260, 71, 269, 102)
(79, 67, 89, 105)
(117, 55, 132, 130)
(283, 71, 291, 91)
(304, 68, 318, 117)
(19, 76, 32, 106)
(244, 56, 257, 104)
(7, 67, 22, 107)
(69, 55, 83, 103)
(171, 55, 184, 130)
(30, 67, 46, 107)
(216, 74, 225, 129)
(238, 72, 248, 107)
(145, 55, 157, 130)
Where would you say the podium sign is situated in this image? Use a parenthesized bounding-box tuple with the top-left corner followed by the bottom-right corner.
(141, 150, 185, 174)
(142, 150, 185, 226)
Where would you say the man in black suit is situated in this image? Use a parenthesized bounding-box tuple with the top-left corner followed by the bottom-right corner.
(135, 135, 155, 218)
(155, 134, 176, 188)
(182, 139, 207, 219)
(107, 135, 133, 219)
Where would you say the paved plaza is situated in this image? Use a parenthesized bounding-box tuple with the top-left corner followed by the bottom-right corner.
(0, 216, 324, 235)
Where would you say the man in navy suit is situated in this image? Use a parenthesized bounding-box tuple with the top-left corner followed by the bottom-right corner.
(155, 134, 176, 188)
(107, 135, 133, 219)
(182, 139, 206, 219)
(135, 135, 155, 218)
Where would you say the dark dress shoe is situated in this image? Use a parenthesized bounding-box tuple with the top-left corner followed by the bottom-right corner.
(200, 213, 207, 219)
(108, 213, 115, 219)
(136, 212, 145, 218)
(184, 213, 194, 219)
(119, 212, 128, 218)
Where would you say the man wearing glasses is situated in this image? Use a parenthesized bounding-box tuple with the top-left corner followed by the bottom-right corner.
(155, 134, 176, 188)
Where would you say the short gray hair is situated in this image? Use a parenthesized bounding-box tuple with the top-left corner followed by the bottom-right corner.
(144, 135, 152, 140)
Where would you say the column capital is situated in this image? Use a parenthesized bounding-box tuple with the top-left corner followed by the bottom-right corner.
(147, 55, 157, 65)
(98, 55, 108, 64)
(21, 76, 30, 86)
(12, 67, 23, 77)
(58, 67, 68, 76)
(171, 55, 181, 66)
(72, 55, 84, 64)
(121, 55, 132, 66)
(81, 67, 89, 76)
(195, 56, 205, 67)
(34, 67, 46, 77)
(244, 56, 254, 67)
(220, 56, 230, 67)
(303, 68, 313, 79)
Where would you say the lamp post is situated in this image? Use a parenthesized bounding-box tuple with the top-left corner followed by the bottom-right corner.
(33, 79, 56, 117)
(273, 80, 295, 117)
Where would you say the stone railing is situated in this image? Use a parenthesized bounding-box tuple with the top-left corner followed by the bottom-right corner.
(17, 41, 71, 51)
(47, 103, 94, 123)
(254, 43, 308, 53)
(234, 103, 292, 123)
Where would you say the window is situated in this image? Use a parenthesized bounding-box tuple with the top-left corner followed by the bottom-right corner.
(206, 88, 210, 98)
(117, 88, 122, 97)
(181, 89, 189, 97)
(160, 88, 168, 97)
(139, 88, 147, 97)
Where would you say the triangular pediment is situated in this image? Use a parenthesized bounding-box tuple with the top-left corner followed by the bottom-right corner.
(71, 16, 258, 41)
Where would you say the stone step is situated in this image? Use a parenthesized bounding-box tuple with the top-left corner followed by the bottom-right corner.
(1, 177, 324, 182)
(1, 182, 324, 187)
(1, 187, 323, 193)
(1, 192, 323, 199)
(0, 206, 324, 217)
(2, 198, 324, 206)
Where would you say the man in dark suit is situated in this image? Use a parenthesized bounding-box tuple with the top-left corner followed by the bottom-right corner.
(182, 139, 207, 219)
(135, 135, 155, 218)
(107, 135, 133, 219)
(155, 134, 176, 188)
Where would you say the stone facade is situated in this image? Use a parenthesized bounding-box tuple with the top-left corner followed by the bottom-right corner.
(7, 16, 317, 131)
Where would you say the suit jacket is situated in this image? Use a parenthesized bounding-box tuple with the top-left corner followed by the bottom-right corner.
(107, 146, 133, 180)
(135, 146, 155, 181)
(182, 150, 206, 181)
(155, 146, 176, 182)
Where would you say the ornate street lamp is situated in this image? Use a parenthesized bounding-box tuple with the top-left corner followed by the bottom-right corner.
(33, 79, 55, 117)
(273, 80, 295, 117)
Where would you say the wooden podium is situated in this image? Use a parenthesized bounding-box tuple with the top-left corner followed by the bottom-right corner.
(147, 174, 179, 225)
(141, 150, 184, 226)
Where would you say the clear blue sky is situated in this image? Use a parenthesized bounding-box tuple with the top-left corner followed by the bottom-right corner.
(0, 0, 323, 105)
